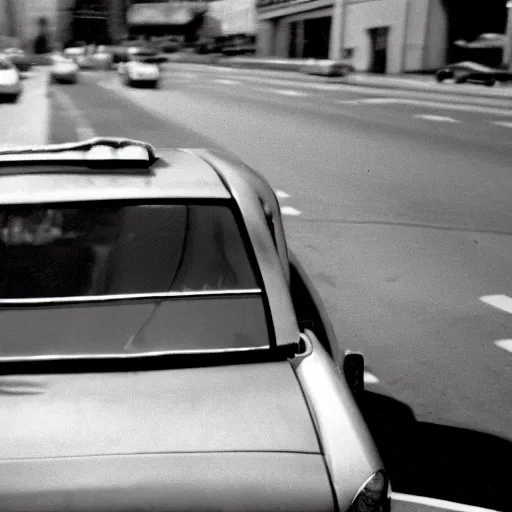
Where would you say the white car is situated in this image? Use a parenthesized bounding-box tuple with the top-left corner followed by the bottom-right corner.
(119, 57, 160, 88)
(50, 55, 79, 84)
(0, 56, 22, 102)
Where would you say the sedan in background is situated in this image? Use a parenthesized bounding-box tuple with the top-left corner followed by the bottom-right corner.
(118, 57, 160, 88)
(0, 56, 22, 102)
(3, 48, 32, 72)
(49, 55, 79, 84)
(436, 61, 511, 87)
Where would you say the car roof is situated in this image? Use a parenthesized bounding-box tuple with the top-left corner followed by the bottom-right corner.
(0, 148, 231, 204)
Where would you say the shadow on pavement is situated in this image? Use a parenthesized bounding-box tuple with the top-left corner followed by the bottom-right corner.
(361, 391, 509, 511)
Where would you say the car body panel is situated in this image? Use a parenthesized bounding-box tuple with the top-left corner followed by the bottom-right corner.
(0, 149, 230, 204)
(293, 331, 382, 511)
(0, 63, 21, 96)
(186, 149, 300, 348)
(0, 361, 320, 458)
(0, 452, 335, 512)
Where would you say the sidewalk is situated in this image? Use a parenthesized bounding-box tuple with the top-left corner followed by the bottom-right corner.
(343, 72, 512, 100)
(0, 67, 49, 148)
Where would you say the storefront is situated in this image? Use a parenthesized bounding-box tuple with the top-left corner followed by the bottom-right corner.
(257, 0, 335, 60)
(257, 0, 450, 73)
(127, 2, 208, 42)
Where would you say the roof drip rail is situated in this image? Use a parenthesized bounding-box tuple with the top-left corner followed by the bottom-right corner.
(0, 137, 158, 172)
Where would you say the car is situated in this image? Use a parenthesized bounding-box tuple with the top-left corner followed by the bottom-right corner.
(2, 47, 32, 72)
(0, 56, 22, 102)
(49, 54, 79, 84)
(0, 137, 390, 512)
(125, 45, 168, 64)
(118, 56, 160, 88)
(435, 61, 511, 87)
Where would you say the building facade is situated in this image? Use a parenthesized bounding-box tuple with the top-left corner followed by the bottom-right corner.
(256, 0, 451, 73)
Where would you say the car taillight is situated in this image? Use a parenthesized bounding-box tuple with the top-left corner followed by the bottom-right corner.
(348, 471, 390, 512)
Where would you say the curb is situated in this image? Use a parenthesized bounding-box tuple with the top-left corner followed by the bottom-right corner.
(165, 55, 512, 101)
(341, 76, 512, 101)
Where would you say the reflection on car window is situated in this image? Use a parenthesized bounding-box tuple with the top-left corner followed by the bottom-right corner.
(0, 204, 258, 298)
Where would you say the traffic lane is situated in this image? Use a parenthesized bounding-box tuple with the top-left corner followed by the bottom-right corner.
(48, 77, 512, 510)
(107, 77, 512, 235)
(287, 221, 512, 439)
(48, 78, 221, 150)
(162, 62, 512, 109)
(91, 75, 512, 441)
(158, 73, 512, 151)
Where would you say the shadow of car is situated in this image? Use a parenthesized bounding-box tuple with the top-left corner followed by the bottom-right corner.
(436, 61, 512, 87)
(360, 390, 511, 512)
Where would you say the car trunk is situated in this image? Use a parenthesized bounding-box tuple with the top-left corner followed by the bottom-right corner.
(0, 361, 335, 511)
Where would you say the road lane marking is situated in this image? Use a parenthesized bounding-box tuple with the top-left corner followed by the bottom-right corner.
(53, 88, 96, 140)
(276, 190, 290, 199)
(280, 206, 301, 216)
(492, 121, 512, 128)
(363, 371, 379, 384)
(360, 97, 399, 104)
(392, 493, 500, 512)
(495, 339, 512, 354)
(480, 294, 512, 314)
(268, 88, 308, 97)
(215, 79, 240, 85)
(336, 99, 361, 105)
(414, 114, 459, 123)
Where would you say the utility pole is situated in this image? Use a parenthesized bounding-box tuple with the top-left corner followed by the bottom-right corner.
(329, 0, 345, 61)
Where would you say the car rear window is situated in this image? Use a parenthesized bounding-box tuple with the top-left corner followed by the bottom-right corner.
(0, 60, 12, 70)
(0, 203, 258, 298)
(0, 203, 270, 357)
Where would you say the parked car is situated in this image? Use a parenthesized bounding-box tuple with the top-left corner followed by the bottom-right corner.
(126, 46, 167, 64)
(49, 54, 79, 84)
(0, 56, 22, 102)
(2, 47, 32, 72)
(118, 56, 160, 88)
(436, 61, 511, 86)
(0, 137, 390, 512)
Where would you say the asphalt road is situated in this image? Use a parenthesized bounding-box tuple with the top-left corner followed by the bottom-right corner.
(42, 65, 512, 511)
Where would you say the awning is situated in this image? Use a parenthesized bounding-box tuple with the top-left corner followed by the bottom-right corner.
(127, 2, 208, 26)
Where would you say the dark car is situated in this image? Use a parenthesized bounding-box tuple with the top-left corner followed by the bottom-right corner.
(0, 137, 390, 512)
(436, 61, 512, 87)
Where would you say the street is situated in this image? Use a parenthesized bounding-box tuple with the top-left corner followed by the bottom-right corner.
(2, 65, 511, 512)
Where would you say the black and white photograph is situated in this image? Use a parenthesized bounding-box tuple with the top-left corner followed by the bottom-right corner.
(0, 1, 510, 511)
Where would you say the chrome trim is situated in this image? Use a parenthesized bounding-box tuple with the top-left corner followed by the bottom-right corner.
(0, 345, 271, 363)
(291, 330, 383, 512)
(0, 288, 262, 306)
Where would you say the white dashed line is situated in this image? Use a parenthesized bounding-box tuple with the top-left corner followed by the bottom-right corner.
(494, 340, 512, 354)
(268, 88, 308, 97)
(276, 190, 290, 199)
(392, 493, 500, 512)
(492, 121, 512, 128)
(280, 206, 301, 216)
(336, 99, 361, 105)
(360, 97, 399, 104)
(480, 294, 512, 315)
(414, 114, 459, 123)
(363, 371, 379, 384)
(54, 88, 96, 140)
(215, 79, 240, 85)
